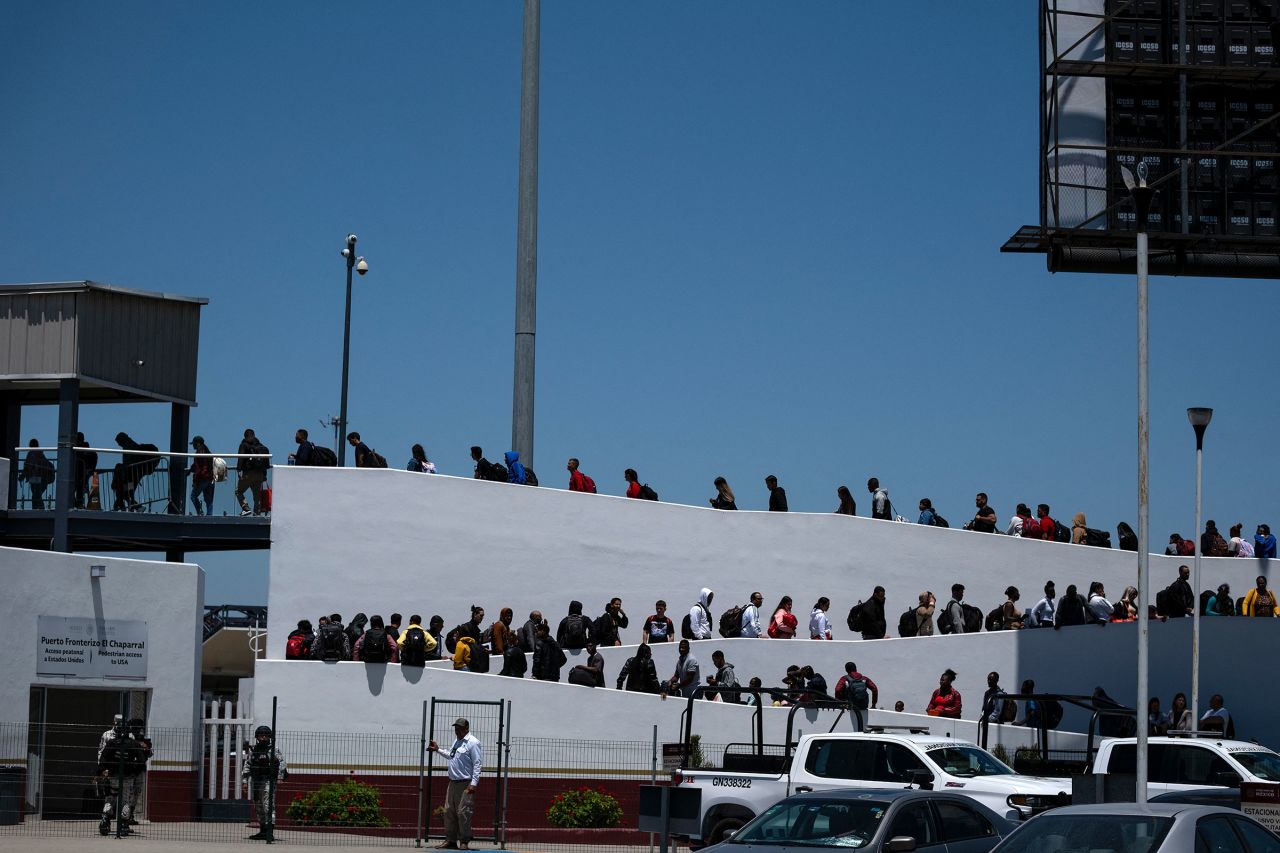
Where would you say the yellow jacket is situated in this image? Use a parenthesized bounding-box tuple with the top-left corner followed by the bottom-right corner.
(1242, 588, 1278, 617)
(452, 636, 475, 669)
(397, 622, 438, 653)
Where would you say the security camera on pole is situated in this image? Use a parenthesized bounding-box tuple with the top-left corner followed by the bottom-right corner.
(338, 234, 369, 467)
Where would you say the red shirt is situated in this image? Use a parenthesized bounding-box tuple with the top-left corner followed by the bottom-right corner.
(626, 481, 641, 499)
(927, 688, 962, 718)
(1038, 516, 1057, 541)
(569, 470, 589, 492)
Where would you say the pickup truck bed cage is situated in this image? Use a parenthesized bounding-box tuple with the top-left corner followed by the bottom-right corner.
(679, 685, 862, 770)
(976, 692, 1136, 766)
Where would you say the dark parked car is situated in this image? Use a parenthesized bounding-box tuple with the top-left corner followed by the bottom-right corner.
(991, 803, 1280, 852)
(701, 788, 1015, 852)
(1150, 787, 1241, 810)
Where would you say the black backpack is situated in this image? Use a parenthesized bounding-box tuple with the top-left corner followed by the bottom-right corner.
(681, 605, 707, 640)
(318, 623, 345, 660)
(937, 603, 957, 635)
(400, 627, 427, 667)
(842, 676, 870, 710)
(445, 626, 462, 654)
(502, 646, 527, 677)
(933, 513, 950, 529)
(1085, 528, 1112, 548)
(311, 445, 338, 466)
(962, 604, 983, 633)
(1053, 521, 1071, 543)
(718, 605, 746, 638)
(1043, 698, 1065, 729)
(638, 484, 659, 501)
(1155, 588, 1172, 617)
(847, 602, 866, 633)
(246, 444, 270, 472)
(563, 615, 589, 649)
(1199, 589, 1214, 617)
(360, 628, 389, 663)
(485, 461, 508, 482)
(470, 643, 491, 673)
(524, 467, 539, 486)
(367, 449, 388, 469)
(985, 606, 1005, 632)
(898, 608, 920, 638)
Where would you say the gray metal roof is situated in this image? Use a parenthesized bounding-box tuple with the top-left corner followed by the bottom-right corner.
(0, 280, 208, 305)
(0, 281, 206, 404)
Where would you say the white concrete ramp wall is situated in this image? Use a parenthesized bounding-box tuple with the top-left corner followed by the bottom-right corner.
(263, 469, 1277, 745)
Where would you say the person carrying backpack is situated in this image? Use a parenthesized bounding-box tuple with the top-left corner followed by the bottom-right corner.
(593, 598, 630, 646)
(556, 600, 593, 650)
(504, 450, 527, 485)
(685, 588, 714, 640)
(470, 446, 506, 481)
(939, 584, 968, 634)
(1201, 520, 1229, 557)
(234, 428, 270, 516)
(284, 620, 314, 660)
(834, 662, 879, 710)
(567, 457, 597, 493)
(354, 615, 397, 663)
(532, 623, 567, 681)
(398, 615, 437, 667)
(312, 615, 351, 661)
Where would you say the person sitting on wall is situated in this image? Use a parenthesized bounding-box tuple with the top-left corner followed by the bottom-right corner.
(926, 669, 962, 719)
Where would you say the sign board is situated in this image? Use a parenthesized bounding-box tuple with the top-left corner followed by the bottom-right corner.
(1242, 783, 1280, 834)
(662, 743, 685, 772)
(638, 784, 702, 836)
(37, 616, 148, 679)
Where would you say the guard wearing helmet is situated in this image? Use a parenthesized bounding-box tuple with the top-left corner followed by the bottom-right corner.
(242, 725, 286, 842)
(96, 718, 149, 836)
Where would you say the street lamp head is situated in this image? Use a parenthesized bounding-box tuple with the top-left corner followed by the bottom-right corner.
(1187, 407, 1213, 428)
(346, 234, 358, 246)
(355, 257, 368, 276)
(1136, 161, 1149, 186)
(1188, 406, 1213, 449)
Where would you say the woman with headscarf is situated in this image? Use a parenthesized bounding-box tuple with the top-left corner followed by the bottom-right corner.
(1071, 512, 1088, 545)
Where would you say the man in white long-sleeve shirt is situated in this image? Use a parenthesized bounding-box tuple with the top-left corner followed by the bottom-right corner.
(740, 591, 764, 638)
(429, 718, 482, 850)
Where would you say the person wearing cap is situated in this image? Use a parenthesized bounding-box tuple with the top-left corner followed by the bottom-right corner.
(188, 435, 215, 515)
(243, 725, 287, 842)
(428, 718, 482, 849)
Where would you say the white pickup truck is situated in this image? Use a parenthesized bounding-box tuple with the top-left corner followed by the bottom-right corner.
(1089, 736, 1280, 794)
(676, 730, 1071, 846)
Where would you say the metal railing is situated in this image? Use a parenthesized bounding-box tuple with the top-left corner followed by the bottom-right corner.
(11, 447, 271, 517)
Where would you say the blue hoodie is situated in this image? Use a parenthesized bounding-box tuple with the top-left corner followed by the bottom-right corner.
(504, 451, 526, 485)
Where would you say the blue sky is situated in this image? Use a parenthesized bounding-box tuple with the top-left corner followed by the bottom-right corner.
(4, 3, 1277, 604)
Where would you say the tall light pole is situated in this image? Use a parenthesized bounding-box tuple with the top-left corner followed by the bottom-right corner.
(1188, 407, 1213, 729)
(338, 234, 368, 466)
(1122, 161, 1154, 804)
(512, 0, 540, 468)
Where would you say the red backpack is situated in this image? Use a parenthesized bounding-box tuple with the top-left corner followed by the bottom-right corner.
(1177, 538, 1196, 557)
(285, 632, 310, 660)
(581, 474, 597, 494)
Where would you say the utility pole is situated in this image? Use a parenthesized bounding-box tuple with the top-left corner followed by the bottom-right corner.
(512, 0, 540, 467)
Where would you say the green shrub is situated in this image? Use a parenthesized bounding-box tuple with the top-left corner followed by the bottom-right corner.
(546, 786, 623, 829)
(286, 778, 390, 827)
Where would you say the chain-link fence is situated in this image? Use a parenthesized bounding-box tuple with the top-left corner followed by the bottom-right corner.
(0, 717, 672, 852)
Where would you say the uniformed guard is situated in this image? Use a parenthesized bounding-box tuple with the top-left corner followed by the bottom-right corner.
(242, 725, 286, 842)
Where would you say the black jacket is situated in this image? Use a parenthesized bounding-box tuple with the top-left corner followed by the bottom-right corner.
(533, 637, 566, 681)
(617, 655, 660, 693)
(860, 598, 887, 639)
(557, 601, 592, 650)
(1169, 578, 1195, 616)
(768, 487, 788, 512)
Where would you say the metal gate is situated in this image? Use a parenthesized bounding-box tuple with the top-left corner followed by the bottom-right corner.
(416, 699, 509, 849)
